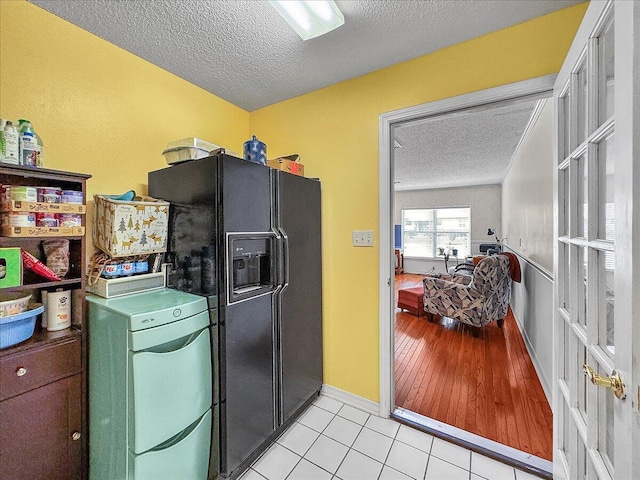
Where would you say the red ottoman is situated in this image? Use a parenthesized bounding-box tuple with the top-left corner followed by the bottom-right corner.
(397, 286, 425, 317)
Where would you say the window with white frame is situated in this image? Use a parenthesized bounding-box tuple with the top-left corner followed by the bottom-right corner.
(402, 207, 471, 258)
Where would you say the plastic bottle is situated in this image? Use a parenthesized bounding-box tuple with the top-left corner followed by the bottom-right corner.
(0, 119, 6, 163)
(46, 288, 71, 331)
(32, 124, 44, 166)
(1, 121, 20, 165)
(18, 119, 43, 167)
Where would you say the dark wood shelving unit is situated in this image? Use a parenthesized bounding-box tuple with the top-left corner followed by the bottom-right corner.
(0, 164, 90, 480)
(0, 277, 84, 292)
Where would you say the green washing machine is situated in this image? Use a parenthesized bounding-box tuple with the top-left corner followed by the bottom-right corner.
(87, 289, 212, 479)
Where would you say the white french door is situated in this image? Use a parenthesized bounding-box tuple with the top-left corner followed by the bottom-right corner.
(553, 1, 640, 479)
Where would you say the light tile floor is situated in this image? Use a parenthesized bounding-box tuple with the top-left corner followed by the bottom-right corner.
(240, 395, 542, 480)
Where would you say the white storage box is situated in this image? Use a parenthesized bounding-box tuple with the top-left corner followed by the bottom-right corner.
(163, 138, 218, 165)
(87, 270, 166, 298)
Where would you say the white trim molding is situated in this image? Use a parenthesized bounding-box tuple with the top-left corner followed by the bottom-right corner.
(378, 74, 557, 418)
(321, 384, 380, 417)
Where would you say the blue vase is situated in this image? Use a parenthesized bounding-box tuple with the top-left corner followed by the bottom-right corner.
(243, 135, 267, 165)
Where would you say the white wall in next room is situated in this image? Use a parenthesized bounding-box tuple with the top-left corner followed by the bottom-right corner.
(395, 185, 502, 274)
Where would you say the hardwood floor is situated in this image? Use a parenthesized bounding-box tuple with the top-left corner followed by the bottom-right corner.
(394, 273, 553, 461)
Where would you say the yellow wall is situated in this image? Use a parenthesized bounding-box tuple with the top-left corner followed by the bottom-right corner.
(251, 3, 587, 401)
(0, 0, 587, 403)
(0, 0, 249, 210)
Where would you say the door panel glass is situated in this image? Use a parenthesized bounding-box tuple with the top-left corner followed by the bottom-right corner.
(598, 363, 615, 476)
(561, 91, 572, 159)
(563, 402, 575, 474)
(599, 17, 615, 124)
(561, 167, 570, 236)
(562, 318, 571, 382)
(598, 134, 615, 241)
(598, 249, 615, 357)
(576, 156, 588, 238)
(578, 346, 588, 422)
(575, 245, 587, 327)
(561, 243, 571, 311)
(578, 437, 588, 480)
(577, 63, 589, 144)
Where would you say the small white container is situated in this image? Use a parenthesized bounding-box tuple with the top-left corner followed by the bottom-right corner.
(1, 212, 36, 227)
(162, 146, 212, 165)
(166, 137, 217, 150)
(0, 293, 32, 317)
(46, 289, 71, 331)
(162, 137, 219, 165)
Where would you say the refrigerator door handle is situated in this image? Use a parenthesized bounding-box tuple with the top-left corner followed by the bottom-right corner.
(272, 285, 283, 428)
(274, 231, 285, 289)
(280, 228, 290, 290)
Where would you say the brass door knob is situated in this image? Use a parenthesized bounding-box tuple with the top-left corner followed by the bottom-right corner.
(71, 432, 81, 441)
(16, 367, 27, 377)
(583, 364, 625, 399)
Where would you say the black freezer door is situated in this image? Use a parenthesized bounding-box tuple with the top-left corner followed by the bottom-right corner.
(221, 157, 276, 476)
(148, 156, 219, 296)
(277, 171, 323, 424)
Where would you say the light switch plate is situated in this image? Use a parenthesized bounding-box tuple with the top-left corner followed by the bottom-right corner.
(353, 230, 374, 247)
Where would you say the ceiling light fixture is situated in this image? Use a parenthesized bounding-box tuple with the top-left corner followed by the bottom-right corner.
(269, 1, 344, 40)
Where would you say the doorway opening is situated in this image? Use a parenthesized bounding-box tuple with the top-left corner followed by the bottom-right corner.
(378, 76, 556, 477)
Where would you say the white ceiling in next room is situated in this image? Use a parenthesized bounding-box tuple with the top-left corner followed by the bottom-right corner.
(393, 99, 541, 191)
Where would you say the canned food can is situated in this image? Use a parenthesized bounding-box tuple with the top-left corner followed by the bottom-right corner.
(134, 259, 149, 274)
(60, 190, 83, 204)
(58, 213, 82, 227)
(2, 212, 36, 226)
(36, 213, 59, 227)
(102, 262, 120, 278)
(2, 185, 38, 202)
(37, 187, 62, 203)
(119, 261, 134, 276)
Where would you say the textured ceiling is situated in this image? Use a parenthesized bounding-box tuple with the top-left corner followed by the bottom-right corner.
(30, 0, 581, 111)
(30, 1, 567, 191)
(393, 99, 540, 191)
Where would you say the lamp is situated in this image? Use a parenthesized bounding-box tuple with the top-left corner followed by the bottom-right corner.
(269, 1, 345, 40)
(484, 228, 502, 254)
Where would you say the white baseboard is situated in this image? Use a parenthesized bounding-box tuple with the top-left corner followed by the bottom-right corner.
(511, 310, 552, 406)
(321, 384, 380, 416)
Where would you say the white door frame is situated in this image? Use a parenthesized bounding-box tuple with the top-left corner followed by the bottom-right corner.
(614, 3, 640, 476)
(377, 74, 557, 417)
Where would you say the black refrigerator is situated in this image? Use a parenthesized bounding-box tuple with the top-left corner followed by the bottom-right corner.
(149, 153, 323, 479)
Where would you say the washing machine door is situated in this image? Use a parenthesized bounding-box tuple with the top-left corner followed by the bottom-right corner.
(129, 319, 212, 454)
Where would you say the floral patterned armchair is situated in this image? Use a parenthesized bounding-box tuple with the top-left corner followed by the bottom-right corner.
(422, 255, 511, 333)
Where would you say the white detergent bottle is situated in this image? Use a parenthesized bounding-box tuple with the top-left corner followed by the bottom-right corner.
(1, 121, 20, 165)
(18, 120, 43, 167)
(46, 288, 71, 331)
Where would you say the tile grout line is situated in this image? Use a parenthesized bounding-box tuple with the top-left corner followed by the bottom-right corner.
(318, 407, 361, 479)
(283, 399, 521, 480)
(282, 454, 304, 480)
(299, 407, 347, 477)
(421, 434, 435, 480)
(247, 397, 526, 480)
